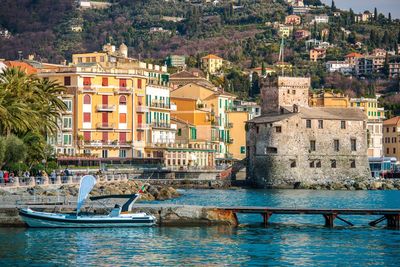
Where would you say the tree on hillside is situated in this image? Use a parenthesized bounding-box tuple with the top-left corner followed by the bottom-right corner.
(383, 53, 390, 77)
(388, 13, 392, 23)
(331, 0, 336, 12)
(374, 8, 378, 21)
(250, 72, 260, 98)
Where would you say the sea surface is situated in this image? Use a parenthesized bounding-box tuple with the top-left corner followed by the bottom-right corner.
(1, 189, 400, 266)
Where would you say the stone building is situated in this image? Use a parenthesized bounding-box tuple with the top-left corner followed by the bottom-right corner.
(246, 76, 371, 188)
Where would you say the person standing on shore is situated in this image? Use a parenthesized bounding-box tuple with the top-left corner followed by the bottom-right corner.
(4, 171, 9, 183)
(50, 170, 56, 184)
(0, 170, 3, 184)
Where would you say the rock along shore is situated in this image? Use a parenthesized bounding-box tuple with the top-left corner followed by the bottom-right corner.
(291, 178, 400, 190)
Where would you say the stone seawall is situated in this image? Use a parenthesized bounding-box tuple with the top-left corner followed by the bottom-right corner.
(0, 204, 238, 227)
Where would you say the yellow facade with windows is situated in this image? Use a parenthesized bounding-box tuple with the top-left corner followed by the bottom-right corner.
(309, 91, 350, 108)
(201, 54, 223, 74)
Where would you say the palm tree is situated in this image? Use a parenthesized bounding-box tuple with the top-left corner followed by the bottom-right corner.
(0, 67, 66, 136)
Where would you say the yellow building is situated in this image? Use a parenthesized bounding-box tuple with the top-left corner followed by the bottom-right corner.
(39, 64, 144, 158)
(201, 54, 223, 74)
(279, 25, 293, 38)
(171, 82, 237, 160)
(309, 91, 350, 108)
(350, 96, 385, 120)
(226, 111, 249, 160)
(40, 43, 172, 159)
(383, 117, 400, 160)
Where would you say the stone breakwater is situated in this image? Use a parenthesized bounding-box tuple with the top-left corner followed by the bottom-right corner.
(293, 179, 400, 190)
(0, 181, 180, 201)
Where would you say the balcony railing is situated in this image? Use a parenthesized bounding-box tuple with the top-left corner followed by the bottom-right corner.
(96, 122, 115, 129)
(83, 140, 132, 147)
(114, 87, 132, 94)
(82, 85, 95, 92)
(225, 122, 233, 128)
(149, 102, 171, 109)
(136, 105, 147, 113)
(96, 104, 116, 112)
(137, 123, 147, 130)
(151, 122, 172, 129)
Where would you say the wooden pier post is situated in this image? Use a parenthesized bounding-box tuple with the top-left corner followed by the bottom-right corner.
(385, 214, 400, 230)
(262, 212, 272, 227)
(323, 213, 337, 228)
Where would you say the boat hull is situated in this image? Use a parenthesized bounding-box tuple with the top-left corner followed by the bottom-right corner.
(19, 208, 156, 228)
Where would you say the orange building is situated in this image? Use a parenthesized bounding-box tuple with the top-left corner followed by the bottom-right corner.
(310, 48, 326, 62)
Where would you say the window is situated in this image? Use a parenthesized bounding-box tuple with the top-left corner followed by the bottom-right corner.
(310, 140, 316, 151)
(318, 120, 323, 129)
(102, 77, 108, 86)
(386, 127, 389, 133)
(334, 139, 340, 151)
(387, 147, 390, 154)
(119, 96, 127, 105)
(64, 76, 71, 86)
(306, 119, 311, 128)
(331, 159, 336, 168)
(290, 159, 296, 168)
(341, 121, 346, 129)
(138, 79, 142, 89)
(350, 160, 356, 168)
(394, 148, 397, 154)
(83, 77, 91, 86)
(393, 127, 396, 132)
(83, 112, 91, 123)
(63, 117, 72, 129)
(64, 100, 72, 112)
(309, 160, 315, 168)
(119, 113, 127, 123)
(102, 150, 108, 158)
(63, 134, 72, 145)
(240, 146, 246, 154)
(83, 132, 91, 141)
(119, 150, 127, 158)
(316, 160, 321, 168)
(276, 126, 282, 133)
(83, 95, 91, 104)
(266, 147, 278, 154)
(120, 79, 127, 88)
(256, 126, 260, 134)
(351, 138, 357, 151)
(177, 129, 182, 136)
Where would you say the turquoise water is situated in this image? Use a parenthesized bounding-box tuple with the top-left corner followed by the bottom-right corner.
(1, 189, 400, 266)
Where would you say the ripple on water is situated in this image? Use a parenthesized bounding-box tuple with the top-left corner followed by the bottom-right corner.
(1, 189, 400, 266)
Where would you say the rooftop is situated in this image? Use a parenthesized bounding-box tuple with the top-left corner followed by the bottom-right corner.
(384, 116, 400, 126)
(201, 54, 223, 60)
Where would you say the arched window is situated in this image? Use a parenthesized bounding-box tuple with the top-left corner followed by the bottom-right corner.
(119, 96, 127, 105)
(83, 95, 91, 104)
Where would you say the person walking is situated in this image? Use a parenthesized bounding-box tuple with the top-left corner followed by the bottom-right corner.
(3, 171, 9, 183)
(50, 170, 56, 184)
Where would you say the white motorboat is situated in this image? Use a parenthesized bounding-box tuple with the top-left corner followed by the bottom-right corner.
(19, 175, 156, 228)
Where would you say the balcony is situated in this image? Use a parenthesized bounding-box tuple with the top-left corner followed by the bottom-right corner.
(151, 122, 172, 129)
(137, 123, 147, 130)
(136, 105, 148, 113)
(96, 104, 116, 112)
(149, 102, 171, 110)
(227, 138, 234, 144)
(83, 140, 132, 148)
(96, 122, 115, 129)
(114, 87, 132, 94)
(82, 85, 95, 93)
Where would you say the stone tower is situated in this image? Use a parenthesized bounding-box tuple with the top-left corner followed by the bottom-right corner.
(261, 76, 311, 115)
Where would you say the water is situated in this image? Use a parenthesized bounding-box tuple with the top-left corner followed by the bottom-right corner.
(1, 189, 400, 266)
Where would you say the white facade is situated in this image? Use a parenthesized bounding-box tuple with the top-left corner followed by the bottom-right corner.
(313, 15, 329, 24)
(367, 121, 383, 157)
(326, 61, 353, 75)
(145, 85, 175, 145)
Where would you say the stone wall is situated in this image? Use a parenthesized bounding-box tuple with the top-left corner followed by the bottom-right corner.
(247, 113, 371, 188)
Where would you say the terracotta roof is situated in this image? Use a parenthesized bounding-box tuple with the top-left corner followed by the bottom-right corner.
(170, 70, 203, 79)
(171, 116, 195, 126)
(201, 54, 223, 60)
(384, 116, 400, 126)
(4, 61, 37, 74)
(346, 52, 363, 58)
(299, 107, 366, 120)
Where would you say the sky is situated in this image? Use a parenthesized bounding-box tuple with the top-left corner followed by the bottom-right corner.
(320, 0, 400, 19)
